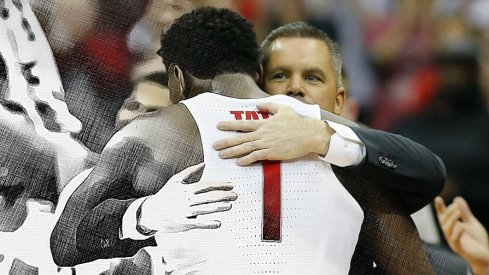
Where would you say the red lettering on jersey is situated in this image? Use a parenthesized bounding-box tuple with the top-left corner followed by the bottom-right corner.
(245, 110, 259, 120)
(259, 112, 270, 119)
(230, 110, 271, 120)
(230, 111, 244, 120)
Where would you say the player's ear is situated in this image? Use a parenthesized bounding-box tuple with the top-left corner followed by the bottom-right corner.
(168, 64, 185, 104)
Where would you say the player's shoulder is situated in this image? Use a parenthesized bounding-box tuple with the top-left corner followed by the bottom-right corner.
(107, 104, 194, 147)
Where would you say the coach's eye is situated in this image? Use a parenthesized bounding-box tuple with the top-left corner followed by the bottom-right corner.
(271, 73, 286, 81)
(305, 75, 321, 82)
(1, 100, 26, 114)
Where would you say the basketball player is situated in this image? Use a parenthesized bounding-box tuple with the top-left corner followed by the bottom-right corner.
(52, 7, 436, 274)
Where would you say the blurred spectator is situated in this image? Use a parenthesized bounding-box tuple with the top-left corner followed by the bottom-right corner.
(367, 0, 436, 129)
(129, 0, 240, 80)
(115, 71, 170, 130)
(52, 0, 150, 153)
(393, 18, 489, 230)
(261, 0, 303, 29)
(44, 0, 98, 55)
(324, 0, 377, 118)
(465, 0, 489, 110)
(480, 46, 489, 110)
(233, 0, 268, 42)
(128, 0, 194, 67)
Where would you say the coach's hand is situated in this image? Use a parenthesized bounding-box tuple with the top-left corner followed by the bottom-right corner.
(140, 163, 236, 233)
(213, 103, 334, 165)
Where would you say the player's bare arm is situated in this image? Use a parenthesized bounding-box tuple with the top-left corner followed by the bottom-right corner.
(52, 108, 237, 266)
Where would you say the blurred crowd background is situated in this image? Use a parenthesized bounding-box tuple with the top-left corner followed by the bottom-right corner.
(28, 0, 489, 229)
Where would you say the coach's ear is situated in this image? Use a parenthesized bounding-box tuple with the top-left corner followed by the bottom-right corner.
(168, 64, 185, 104)
(256, 64, 264, 87)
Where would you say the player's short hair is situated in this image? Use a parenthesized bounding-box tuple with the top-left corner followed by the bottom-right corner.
(260, 22, 343, 87)
(158, 6, 260, 79)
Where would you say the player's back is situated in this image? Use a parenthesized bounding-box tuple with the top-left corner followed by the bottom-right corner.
(152, 93, 364, 274)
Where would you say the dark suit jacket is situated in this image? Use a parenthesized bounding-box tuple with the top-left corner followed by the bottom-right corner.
(350, 127, 445, 214)
(50, 103, 445, 269)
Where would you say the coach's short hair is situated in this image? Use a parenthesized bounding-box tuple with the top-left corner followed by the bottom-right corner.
(260, 22, 343, 87)
(158, 7, 259, 79)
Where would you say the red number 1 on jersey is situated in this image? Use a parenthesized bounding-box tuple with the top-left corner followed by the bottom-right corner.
(229, 110, 282, 242)
(262, 160, 281, 242)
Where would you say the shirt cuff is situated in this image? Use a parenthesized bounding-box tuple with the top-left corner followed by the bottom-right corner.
(318, 120, 366, 167)
(120, 197, 152, 240)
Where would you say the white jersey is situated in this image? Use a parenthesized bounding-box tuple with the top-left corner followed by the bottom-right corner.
(155, 93, 363, 274)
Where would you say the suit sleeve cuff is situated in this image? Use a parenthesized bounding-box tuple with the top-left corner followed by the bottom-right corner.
(319, 120, 366, 167)
(120, 197, 152, 240)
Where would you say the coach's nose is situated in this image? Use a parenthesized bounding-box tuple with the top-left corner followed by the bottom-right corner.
(286, 76, 306, 98)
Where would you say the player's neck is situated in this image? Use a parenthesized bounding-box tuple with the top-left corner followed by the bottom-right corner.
(211, 74, 268, 99)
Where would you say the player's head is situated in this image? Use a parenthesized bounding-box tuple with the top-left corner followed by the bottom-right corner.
(157, 6, 259, 101)
(259, 22, 344, 114)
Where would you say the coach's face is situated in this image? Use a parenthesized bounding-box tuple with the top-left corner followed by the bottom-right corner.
(262, 37, 344, 115)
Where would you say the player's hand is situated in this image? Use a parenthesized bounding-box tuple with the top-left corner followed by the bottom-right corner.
(140, 163, 237, 233)
(213, 102, 334, 165)
(435, 196, 489, 275)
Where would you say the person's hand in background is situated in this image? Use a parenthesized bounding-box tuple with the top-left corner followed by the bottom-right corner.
(435, 196, 489, 275)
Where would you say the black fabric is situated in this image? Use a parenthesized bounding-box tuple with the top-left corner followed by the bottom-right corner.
(351, 126, 446, 214)
(423, 242, 469, 275)
(333, 166, 434, 275)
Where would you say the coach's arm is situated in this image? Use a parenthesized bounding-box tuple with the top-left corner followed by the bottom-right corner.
(214, 103, 445, 214)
